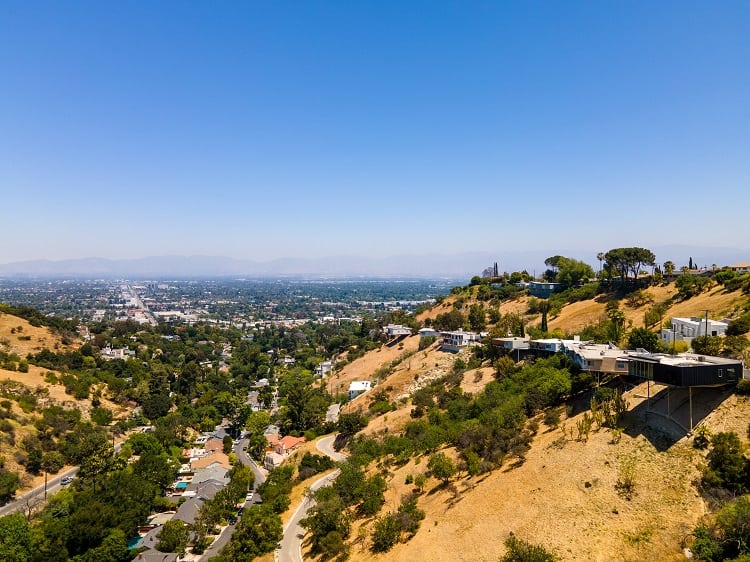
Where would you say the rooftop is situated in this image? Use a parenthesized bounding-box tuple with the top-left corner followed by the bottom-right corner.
(627, 352, 741, 367)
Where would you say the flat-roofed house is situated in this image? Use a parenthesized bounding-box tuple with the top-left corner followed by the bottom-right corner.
(348, 381, 372, 400)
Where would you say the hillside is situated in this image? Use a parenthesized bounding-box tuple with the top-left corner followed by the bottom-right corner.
(300, 279, 750, 561)
(344, 378, 750, 562)
(0, 310, 126, 492)
(418, 280, 747, 338)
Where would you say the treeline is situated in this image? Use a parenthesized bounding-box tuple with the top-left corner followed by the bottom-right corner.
(0, 303, 78, 336)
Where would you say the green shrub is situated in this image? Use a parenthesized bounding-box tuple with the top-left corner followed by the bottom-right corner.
(501, 533, 557, 562)
(371, 514, 401, 552)
(736, 379, 750, 395)
(727, 312, 750, 336)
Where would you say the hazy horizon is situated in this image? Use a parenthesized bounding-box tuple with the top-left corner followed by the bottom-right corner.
(0, 244, 747, 278)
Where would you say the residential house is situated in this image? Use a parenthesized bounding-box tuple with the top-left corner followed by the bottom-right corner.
(528, 338, 566, 358)
(492, 336, 531, 361)
(264, 425, 281, 446)
(660, 317, 728, 347)
(628, 352, 742, 387)
(383, 324, 412, 337)
(348, 380, 372, 400)
(191, 452, 232, 472)
(440, 329, 481, 352)
(100, 346, 136, 360)
(203, 437, 224, 454)
(191, 462, 230, 486)
(133, 551, 178, 562)
(418, 327, 441, 339)
(528, 281, 560, 298)
(173, 497, 203, 525)
(563, 340, 630, 376)
(264, 451, 285, 470)
(183, 479, 224, 501)
(729, 262, 750, 273)
(316, 360, 333, 378)
(274, 435, 306, 456)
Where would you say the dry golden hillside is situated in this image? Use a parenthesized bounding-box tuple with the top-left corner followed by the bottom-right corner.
(0, 311, 79, 356)
(345, 380, 740, 562)
(318, 355, 749, 561)
(418, 280, 747, 338)
(0, 311, 127, 491)
(298, 280, 750, 562)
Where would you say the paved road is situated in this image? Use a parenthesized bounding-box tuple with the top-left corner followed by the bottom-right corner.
(235, 437, 268, 487)
(0, 466, 78, 518)
(277, 435, 346, 562)
(197, 437, 267, 562)
(0, 434, 131, 519)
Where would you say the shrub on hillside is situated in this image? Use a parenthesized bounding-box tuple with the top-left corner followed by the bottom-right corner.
(501, 533, 557, 562)
(736, 379, 750, 395)
(727, 312, 750, 336)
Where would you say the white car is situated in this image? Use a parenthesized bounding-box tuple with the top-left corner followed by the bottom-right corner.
(61, 476, 75, 486)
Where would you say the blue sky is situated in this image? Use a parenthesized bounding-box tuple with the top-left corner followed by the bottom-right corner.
(1, 1, 749, 264)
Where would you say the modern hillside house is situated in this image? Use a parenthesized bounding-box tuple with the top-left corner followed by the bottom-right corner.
(626, 352, 744, 432)
(660, 317, 728, 347)
(440, 330, 481, 352)
(348, 381, 372, 400)
(563, 341, 630, 376)
(527, 281, 560, 298)
(383, 324, 412, 337)
(528, 338, 566, 357)
(627, 352, 741, 387)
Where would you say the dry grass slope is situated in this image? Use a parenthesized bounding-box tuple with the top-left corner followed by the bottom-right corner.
(304, 280, 750, 561)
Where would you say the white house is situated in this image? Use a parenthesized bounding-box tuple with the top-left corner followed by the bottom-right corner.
(562, 340, 630, 375)
(418, 327, 441, 339)
(492, 336, 530, 351)
(440, 330, 481, 352)
(348, 381, 372, 401)
(529, 338, 565, 354)
(660, 317, 728, 347)
(100, 346, 136, 360)
(316, 360, 333, 377)
(383, 324, 412, 337)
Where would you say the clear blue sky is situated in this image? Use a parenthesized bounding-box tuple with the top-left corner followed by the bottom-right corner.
(2, 1, 748, 263)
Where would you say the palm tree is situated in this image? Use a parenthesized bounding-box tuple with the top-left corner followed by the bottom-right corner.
(597, 252, 605, 274)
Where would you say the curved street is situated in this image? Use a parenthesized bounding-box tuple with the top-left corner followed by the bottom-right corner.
(277, 434, 346, 562)
(197, 437, 268, 561)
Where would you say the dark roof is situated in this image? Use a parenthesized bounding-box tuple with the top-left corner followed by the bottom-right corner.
(134, 551, 178, 562)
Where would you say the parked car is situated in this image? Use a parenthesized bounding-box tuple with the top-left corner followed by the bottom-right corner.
(61, 476, 74, 486)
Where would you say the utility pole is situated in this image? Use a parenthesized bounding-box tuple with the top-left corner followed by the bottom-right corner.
(704, 310, 710, 342)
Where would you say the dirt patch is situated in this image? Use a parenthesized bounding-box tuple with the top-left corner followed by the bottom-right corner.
(0, 312, 78, 356)
(460, 366, 495, 394)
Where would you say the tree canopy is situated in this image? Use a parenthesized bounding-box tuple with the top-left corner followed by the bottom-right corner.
(604, 247, 656, 283)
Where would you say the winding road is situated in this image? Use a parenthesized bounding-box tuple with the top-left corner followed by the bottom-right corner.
(197, 437, 268, 561)
(277, 435, 346, 562)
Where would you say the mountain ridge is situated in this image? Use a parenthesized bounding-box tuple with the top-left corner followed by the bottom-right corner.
(1, 245, 747, 278)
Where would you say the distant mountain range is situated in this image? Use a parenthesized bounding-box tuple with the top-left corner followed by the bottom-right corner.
(0, 246, 747, 279)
